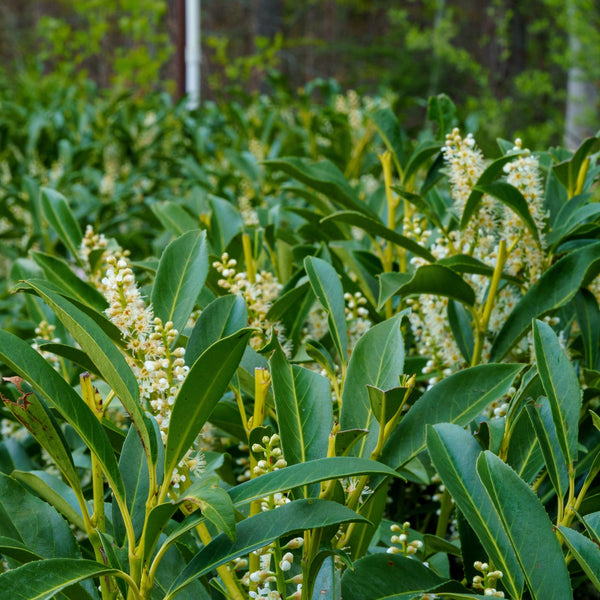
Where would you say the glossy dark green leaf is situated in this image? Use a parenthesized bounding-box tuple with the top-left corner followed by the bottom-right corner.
(168, 499, 368, 597)
(151, 229, 208, 339)
(0, 473, 79, 560)
(270, 346, 332, 466)
(447, 299, 474, 363)
(558, 526, 600, 593)
(321, 211, 435, 262)
(209, 196, 243, 253)
(367, 385, 405, 426)
(378, 265, 475, 310)
(40, 187, 83, 263)
(575, 288, 600, 370)
(0, 330, 124, 502)
(340, 313, 405, 458)
(477, 451, 572, 600)
(0, 536, 41, 565)
(526, 397, 569, 500)
(533, 319, 581, 466)
(506, 408, 544, 484)
(341, 553, 446, 600)
(459, 152, 524, 230)
(165, 328, 253, 480)
(383, 364, 524, 470)
(36, 343, 100, 376)
(151, 201, 198, 236)
(32, 252, 107, 312)
(186, 294, 248, 364)
(427, 425, 524, 599)
(490, 241, 600, 361)
(475, 181, 540, 242)
(427, 93, 456, 139)
(229, 457, 400, 507)
(304, 256, 348, 364)
(370, 108, 406, 173)
(0, 558, 123, 600)
(23, 279, 156, 471)
(264, 157, 371, 216)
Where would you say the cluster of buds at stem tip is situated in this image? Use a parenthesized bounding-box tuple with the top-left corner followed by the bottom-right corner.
(251, 434, 287, 476)
(473, 561, 504, 597)
(386, 521, 423, 556)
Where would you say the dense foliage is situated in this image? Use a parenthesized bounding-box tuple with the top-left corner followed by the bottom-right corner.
(1, 80, 600, 600)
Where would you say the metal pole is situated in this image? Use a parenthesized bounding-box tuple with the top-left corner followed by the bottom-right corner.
(185, 0, 201, 109)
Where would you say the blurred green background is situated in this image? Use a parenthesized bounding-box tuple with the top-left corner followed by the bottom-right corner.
(0, 0, 598, 149)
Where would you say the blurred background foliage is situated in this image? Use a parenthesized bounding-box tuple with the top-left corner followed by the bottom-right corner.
(0, 0, 598, 150)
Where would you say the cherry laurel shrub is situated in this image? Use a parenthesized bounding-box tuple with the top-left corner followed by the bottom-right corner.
(1, 91, 600, 599)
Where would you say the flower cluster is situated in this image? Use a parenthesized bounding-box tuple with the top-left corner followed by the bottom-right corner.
(472, 561, 505, 597)
(31, 320, 61, 372)
(386, 521, 424, 556)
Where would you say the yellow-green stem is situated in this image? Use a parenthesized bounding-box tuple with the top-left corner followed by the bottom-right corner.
(471, 239, 507, 366)
(242, 232, 256, 285)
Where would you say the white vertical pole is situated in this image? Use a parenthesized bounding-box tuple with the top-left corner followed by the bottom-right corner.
(185, 0, 201, 109)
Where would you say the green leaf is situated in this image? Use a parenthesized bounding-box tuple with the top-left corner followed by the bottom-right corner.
(426, 425, 524, 599)
(264, 157, 372, 216)
(151, 229, 208, 339)
(525, 397, 569, 500)
(378, 265, 475, 310)
(558, 526, 600, 593)
(382, 364, 524, 470)
(209, 196, 243, 253)
(0, 536, 41, 565)
(533, 319, 581, 466)
(151, 201, 198, 236)
(0, 330, 124, 502)
(459, 152, 524, 230)
(403, 141, 442, 184)
(167, 499, 368, 597)
(164, 329, 253, 480)
(11, 471, 86, 533)
(447, 299, 474, 363)
(186, 294, 248, 364)
(340, 313, 405, 458)
(490, 241, 600, 361)
(367, 385, 405, 426)
(304, 256, 348, 364)
(552, 136, 600, 196)
(477, 451, 573, 600)
(0, 558, 123, 600)
(575, 288, 600, 370)
(1, 379, 81, 496)
(270, 346, 332, 467)
(321, 211, 435, 262)
(341, 553, 447, 600)
(35, 343, 100, 376)
(180, 476, 236, 541)
(475, 181, 540, 243)
(32, 252, 107, 312)
(427, 93, 456, 140)
(22, 279, 156, 473)
(228, 457, 401, 507)
(40, 187, 83, 264)
(370, 108, 405, 173)
(0, 473, 79, 560)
